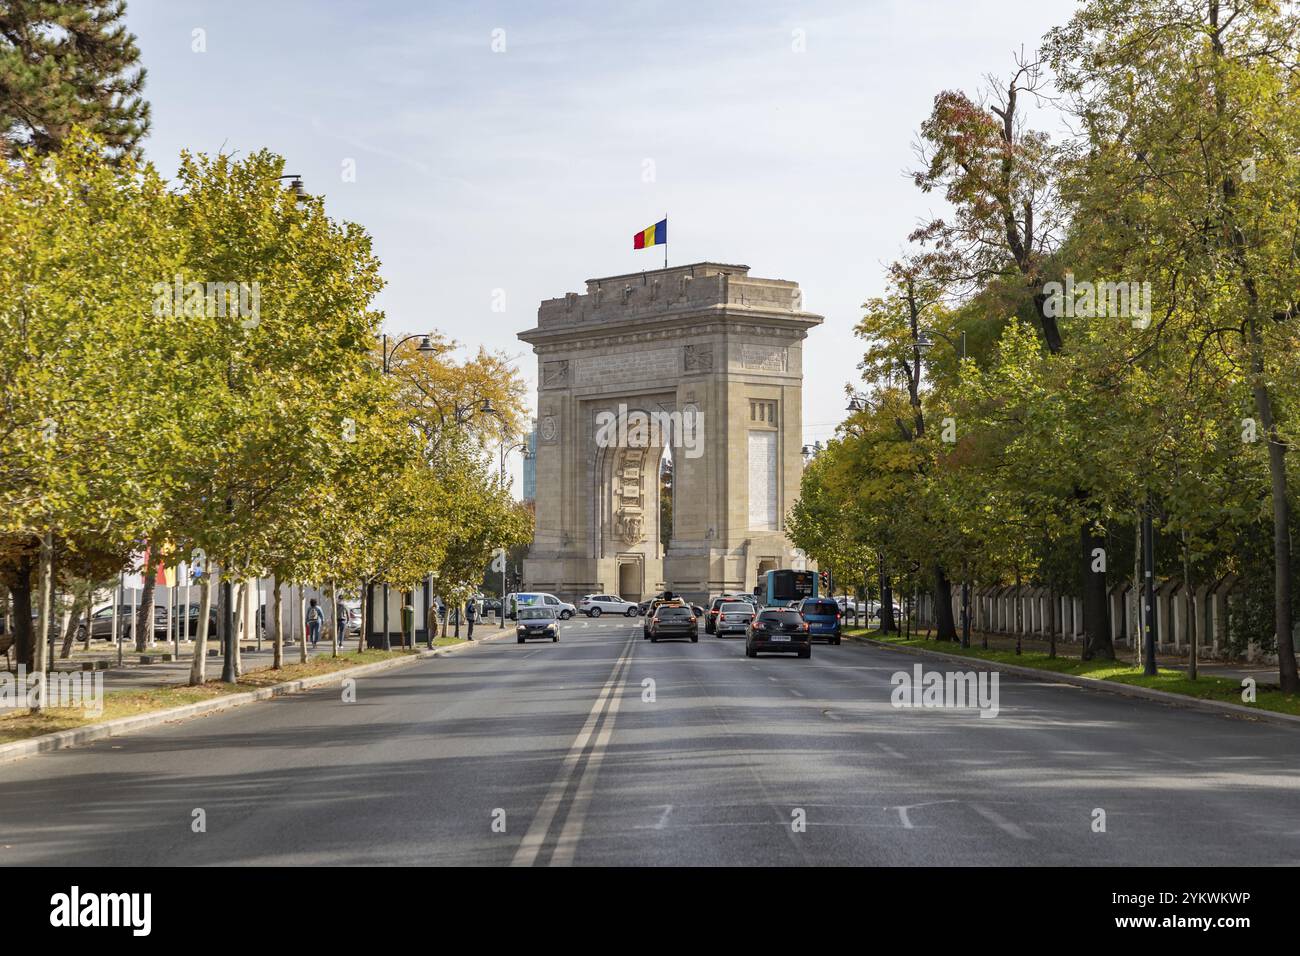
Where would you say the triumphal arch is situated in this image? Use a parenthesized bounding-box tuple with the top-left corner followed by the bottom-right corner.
(518, 262, 822, 604)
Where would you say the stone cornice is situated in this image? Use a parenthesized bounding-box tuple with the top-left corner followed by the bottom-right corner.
(519, 304, 822, 352)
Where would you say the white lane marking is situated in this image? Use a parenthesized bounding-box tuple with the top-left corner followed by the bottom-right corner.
(893, 799, 959, 830)
(652, 804, 674, 829)
(971, 804, 1032, 840)
(510, 634, 635, 867)
(877, 742, 906, 759)
(788, 689, 805, 698)
(550, 650, 630, 866)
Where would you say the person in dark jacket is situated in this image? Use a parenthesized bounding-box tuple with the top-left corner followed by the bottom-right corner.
(465, 597, 477, 640)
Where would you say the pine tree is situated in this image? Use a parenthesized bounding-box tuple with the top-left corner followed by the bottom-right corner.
(0, 0, 150, 161)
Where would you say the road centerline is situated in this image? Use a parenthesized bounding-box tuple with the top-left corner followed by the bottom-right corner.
(510, 629, 636, 867)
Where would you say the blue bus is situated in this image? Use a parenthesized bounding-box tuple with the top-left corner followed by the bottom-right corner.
(759, 569, 817, 608)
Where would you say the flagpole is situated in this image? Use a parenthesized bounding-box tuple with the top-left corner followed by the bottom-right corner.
(664, 213, 668, 269)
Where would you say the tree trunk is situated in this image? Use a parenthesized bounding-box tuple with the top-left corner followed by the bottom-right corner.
(1182, 531, 1197, 681)
(1080, 518, 1113, 660)
(878, 565, 896, 632)
(232, 580, 244, 677)
(299, 589, 308, 664)
(1252, 377, 1297, 693)
(32, 533, 54, 711)
(358, 582, 369, 654)
(216, 569, 229, 678)
(931, 564, 958, 641)
(136, 563, 156, 652)
(189, 571, 213, 686)
(1048, 586, 1057, 658)
(272, 578, 284, 668)
(58, 589, 89, 659)
(329, 580, 339, 658)
(8, 554, 35, 669)
(82, 593, 92, 652)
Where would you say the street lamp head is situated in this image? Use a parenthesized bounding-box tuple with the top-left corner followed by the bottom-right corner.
(846, 396, 862, 412)
(481, 397, 499, 417)
(916, 331, 934, 352)
(278, 174, 307, 201)
(416, 335, 435, 353)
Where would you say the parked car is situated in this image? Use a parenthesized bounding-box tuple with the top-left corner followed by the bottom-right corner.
(482, 598, 503, 616)
(866, 600, 902, 621)
(647, 604, 698, 643)
(746, 607, 812, 659)
(714, 601, 755, 637)
(799, 597, 843, 644)
(76, 604, 134, 641)
(78, 603, 183, 641)
(836, 596, 867, 616)
(515, 606, 559, 643)
(578, 594, 639, 617)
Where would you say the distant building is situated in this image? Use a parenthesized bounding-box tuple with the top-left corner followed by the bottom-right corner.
(522, 423, 537, 503)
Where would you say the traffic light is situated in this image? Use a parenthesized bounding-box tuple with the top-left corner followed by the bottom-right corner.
(818, 570, 832, 594)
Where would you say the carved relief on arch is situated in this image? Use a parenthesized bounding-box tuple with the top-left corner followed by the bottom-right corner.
(612, 446, 649, 546)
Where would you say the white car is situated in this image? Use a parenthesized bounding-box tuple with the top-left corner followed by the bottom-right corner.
(578, 594, 639, 617)
(836, 596, 867, 615)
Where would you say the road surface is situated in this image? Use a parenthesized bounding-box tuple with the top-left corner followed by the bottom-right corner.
(1, 617, 1295, 865)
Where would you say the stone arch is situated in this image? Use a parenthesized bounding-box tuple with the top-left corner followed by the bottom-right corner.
(519, 262, 822, 604)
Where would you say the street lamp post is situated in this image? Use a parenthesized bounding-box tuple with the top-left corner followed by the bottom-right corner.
(220, 174, 307, 683)
(495, 438, 531, 629)
(373, 331, 437, 644)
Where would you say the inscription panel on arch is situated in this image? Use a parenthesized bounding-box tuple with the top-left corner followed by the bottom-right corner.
(574, 347, 680, 386)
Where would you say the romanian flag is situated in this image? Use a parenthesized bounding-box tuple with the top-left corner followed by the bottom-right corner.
(145, 543, 176, 587)
(633, 218, 667, 250)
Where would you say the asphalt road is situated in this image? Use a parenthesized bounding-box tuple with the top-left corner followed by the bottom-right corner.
(1, 616, 1296, 866)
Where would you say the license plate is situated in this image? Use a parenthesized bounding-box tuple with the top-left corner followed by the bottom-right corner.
(771, 635, 790, 642)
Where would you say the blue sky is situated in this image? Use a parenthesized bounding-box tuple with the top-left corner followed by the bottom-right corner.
(127, 0, 1079, 480)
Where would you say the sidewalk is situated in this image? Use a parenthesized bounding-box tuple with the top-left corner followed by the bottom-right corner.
(30, 638, 400, 692)
(862, 623, 1282, 688)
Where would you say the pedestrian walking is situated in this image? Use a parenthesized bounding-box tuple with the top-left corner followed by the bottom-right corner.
(335, 597, 348, 646)
(465, 597, 477, 640)
(306, 597, 324, 648)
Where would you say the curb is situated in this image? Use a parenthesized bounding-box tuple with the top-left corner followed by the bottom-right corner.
(846, 632, 1300, 729)
(0, 637, 486, 766)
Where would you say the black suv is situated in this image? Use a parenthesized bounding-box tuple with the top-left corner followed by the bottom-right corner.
(647, 605, 698, 643)
(746, 608, 811, 659)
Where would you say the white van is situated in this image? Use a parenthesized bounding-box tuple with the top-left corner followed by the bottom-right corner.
(506, 592, 576, 620)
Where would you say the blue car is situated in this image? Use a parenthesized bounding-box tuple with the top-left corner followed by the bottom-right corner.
(798, 597, 842, 645)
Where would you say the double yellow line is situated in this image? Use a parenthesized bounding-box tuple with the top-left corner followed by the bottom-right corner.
(511, 633, 635, 867)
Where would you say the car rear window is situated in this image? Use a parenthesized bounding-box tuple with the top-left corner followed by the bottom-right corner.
(758, 610, 803, 623)
(657, 607, 691, 618)
(721, 603, 750, 613)
(803, 600, 839, 615)
(518, 608, 554, 620)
